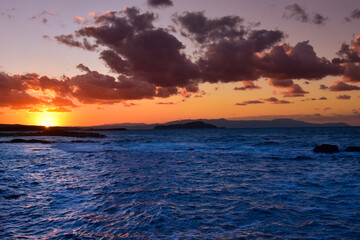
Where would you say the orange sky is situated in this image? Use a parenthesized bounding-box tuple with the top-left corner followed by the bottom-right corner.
(0, 0, 359, 126)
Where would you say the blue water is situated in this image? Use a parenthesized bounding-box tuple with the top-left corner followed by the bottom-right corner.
(1, 127, 360, 239)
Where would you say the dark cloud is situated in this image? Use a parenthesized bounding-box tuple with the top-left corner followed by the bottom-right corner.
(336, 35, 360, 63)
(55, 34, 97, 51)
(269, 79, 294, 87)
(147, 0, 173, 8)
(76, 64, 91, 73)
(69, 71, 157, 103)
(263, 97, 291, 104)
(343, 63, 360, 82)
(283, 4, 327, 25)
(329, 81, 360, 91)
(198, 29, 284, 83)
(268, 79, 308, 97)
(0, 73, 41, 108)
(282, 84, 309, 97)
(312, 13, 328, 25)
(234, 81, 260, 90)
(175, 11, 245, 43)
(262, 42, 343, 80)
(319, 96, 327, 100)
(336, 94, 351, 100)
(65, 8, 199, 91)
(283, 4, 309, 23)
(235, 100, 264, 106)
(346, 9, 360, 21)
(320, 84, 328, 90)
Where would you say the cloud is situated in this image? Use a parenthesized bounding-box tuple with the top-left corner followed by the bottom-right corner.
(312, 13, 328, 25)
(234, 81, 260, 90)
(69, 70, 157, 103)
(343, 63, 360, 82)
(283, 4, 327, 25)
(175, 11, 245, 43)
(269, 79, 308, 97)
(147, 0, 173, 8)
(76, 63, 91, 73)
(335, 35, 360, 63)
(74, 16, 89, 24)
(283, 4, 309, 22)
(336, 94, 351, 100)
(334, 35, 360, 82)
(30, 9, 58, 23)
(282, 84, 309, 97)
(235, 100, 264, 106)
(156, 102, 175, 105)
(28, 108, 43, 113)
(56, 7, 199, 92)
(319, 96, 327, 100)
(263, 97, 291, 104)
(329, 81, 360, 91)
(262, 42, 343, 80)
(197, 30, 284, 83)
(0, 8, 15, 19)
(55, 34, 97, 51)
(0, 73, 41, 108)
(345, 9, 360, 21)
(46, 107, 71, 112)
(320, 84, 328, 90)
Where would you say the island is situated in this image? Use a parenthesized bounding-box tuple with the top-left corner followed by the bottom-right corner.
(154, 121, 218, 130)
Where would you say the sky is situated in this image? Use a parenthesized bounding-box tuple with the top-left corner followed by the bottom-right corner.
(0, 0, 360, 126)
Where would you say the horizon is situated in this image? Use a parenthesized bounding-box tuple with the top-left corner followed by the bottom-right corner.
(1, 116, 357, 128)
(0, 0, 360, 126)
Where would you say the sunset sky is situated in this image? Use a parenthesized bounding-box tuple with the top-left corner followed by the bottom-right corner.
(0, 0, 359, 126)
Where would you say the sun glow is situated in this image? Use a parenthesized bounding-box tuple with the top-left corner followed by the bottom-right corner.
(37, 113, 58, 127)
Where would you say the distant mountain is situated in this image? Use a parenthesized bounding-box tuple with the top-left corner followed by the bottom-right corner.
(154, 121, 217, 130)
(97, 118, 349, 130)
(0, 118, 350, 131)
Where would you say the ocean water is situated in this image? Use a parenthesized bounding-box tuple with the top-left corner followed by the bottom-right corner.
(1, 127, 360, 239)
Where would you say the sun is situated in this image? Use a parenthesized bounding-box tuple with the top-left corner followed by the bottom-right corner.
(37, 113, 57, 127)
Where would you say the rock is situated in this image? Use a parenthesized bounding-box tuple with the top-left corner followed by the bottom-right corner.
(5, 194, 21, 199)
(313, 144, 340, 153)
(10, 139, 52, 144)
(344, 146, 360, 152)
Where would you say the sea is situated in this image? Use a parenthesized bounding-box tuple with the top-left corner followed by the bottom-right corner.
(1, 127, 360, 239)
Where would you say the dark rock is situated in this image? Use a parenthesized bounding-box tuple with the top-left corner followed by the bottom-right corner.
(313, 144, 340, 153)
(10, 139, 52, 144)
(344, 146, 360, 152)
(5, 194, 21, 199)
(41, 129, 106, 138)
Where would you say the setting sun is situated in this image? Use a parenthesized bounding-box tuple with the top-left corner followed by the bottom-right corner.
(37, 113, 57, 127)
